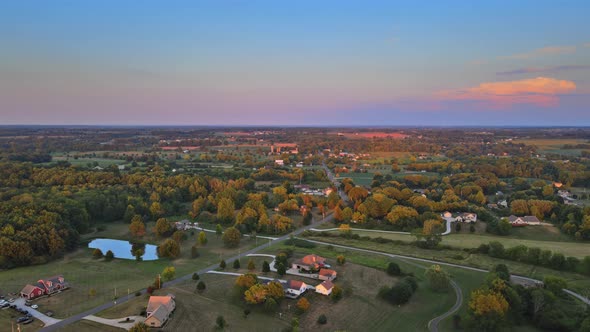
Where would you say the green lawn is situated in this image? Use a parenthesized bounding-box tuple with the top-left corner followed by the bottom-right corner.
(0, 309, 44, 332)
(0, 223, 258, 319)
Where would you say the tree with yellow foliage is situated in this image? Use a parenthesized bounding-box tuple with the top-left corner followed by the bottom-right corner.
(468, 288, 509, 330)
(244, 284, 268, 304)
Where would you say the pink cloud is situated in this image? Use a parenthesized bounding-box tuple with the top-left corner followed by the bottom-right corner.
(437, 76, 576, 108)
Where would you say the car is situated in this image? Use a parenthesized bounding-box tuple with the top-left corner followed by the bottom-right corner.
(16, 317, 28, 323)
(24, 302, 31, 306)
(23, 319, 33, 325)
(21, 310, 29, 315)
(31, 305, 38, 309)
(45, 311, 53, 317)
(7, 298, 14, 303)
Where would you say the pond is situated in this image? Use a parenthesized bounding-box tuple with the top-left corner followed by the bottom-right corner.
(88, 238, 159, 261)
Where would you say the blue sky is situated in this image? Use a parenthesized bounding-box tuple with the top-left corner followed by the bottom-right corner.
(0, 0, 589, 125)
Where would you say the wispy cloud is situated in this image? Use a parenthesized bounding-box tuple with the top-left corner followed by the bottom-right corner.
(499, 45, 576, 60)
(497, 65, 590, 76)
(436, 76, 576, 108)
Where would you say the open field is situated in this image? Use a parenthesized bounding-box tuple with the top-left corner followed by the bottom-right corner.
(302, 236, 590, 294)
(316, 224, 588, 258)
(0, 309, 44, 332)
(514, 138, 590, 156)
(59, 320, 123, 332)
(0, 223, 258, 319)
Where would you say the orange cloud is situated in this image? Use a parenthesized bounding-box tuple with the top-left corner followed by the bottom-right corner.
(437, 77, 576, 108)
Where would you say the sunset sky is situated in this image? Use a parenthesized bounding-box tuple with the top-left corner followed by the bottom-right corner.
(1, 1, 589, 126)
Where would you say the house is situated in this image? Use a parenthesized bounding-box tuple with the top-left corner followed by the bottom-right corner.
(318, 268, 337, 281)
(507, 215, 541, 226)
(93, 166, 104, 171)
(553, 182, 563, 188)
(37, 275, 68, 295)
(20, 285, 44, 300)
(456, 213, 477, 223)
(145, 294, 176, 328)
(292, 254, 327, 272)
(498, 200, 508, 208)
(282, 280, 308, 298)
(274, 160, 284, 166)
(117, 165, 125, 170)
(175, 219, 191, 230)
(315, 280, 334, 296)
(487, 203, 498, 209)
(296, 162, 304, 168)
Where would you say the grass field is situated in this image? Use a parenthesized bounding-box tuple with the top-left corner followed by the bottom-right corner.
(514, 138, 590, 156)
(0, 309, 44, 332)
(0, 222, 258, 319)
(59, 320, 123, 332)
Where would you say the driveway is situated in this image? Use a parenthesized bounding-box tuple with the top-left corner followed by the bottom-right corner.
(13, 297, 62, 326)
(84, 315, 145, 330)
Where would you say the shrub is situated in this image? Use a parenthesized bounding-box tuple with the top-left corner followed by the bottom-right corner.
(387, 262, 402, 276)
(192, 273, 200, 281)
(105, 250, 115, 261)
(317, 314, 327, 325)
(216, 315, 226, 329)
(488, 241, 505, 258)
(277, 263, 286, 276)
(92, 248, 104, 259)
(425, 265, 450, 291)
(219, 259, 226, 269)
(262, 260, 271, 273)
(296, 297, 310, 313)
(135, 291, 141, 297)
(247, 259, 256, 270)
(331, 285, 343, 302)
(336, 255, 346, 265)
(196, 281, 206, 292)
(233, 259, 241, 269)
(243, 308, 251, 318)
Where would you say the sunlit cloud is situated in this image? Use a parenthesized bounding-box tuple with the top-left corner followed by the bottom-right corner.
(496, 65, 590, 76)
(437, 76, 576, 108)
(499, 45, 576, 60)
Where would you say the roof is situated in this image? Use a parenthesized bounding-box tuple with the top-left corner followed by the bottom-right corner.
(507, 215, 519, 222)
(147, 295, 174, 313)
(297, 254, 326, 266)
(146, 304, 169, 323)
(318, 280, 334, 290)
(523, 216, 540, 223)
(21, 284, 41, 295)
(287, 280, 305, 290)
(319, 268, 337, 277)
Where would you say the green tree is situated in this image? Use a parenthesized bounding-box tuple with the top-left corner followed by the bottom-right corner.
(198, 231, 208, 245)
(162, 266, 176, 281)
(192, 273, 200, 281)
(92, 248, 104, 259)
(387, 262, 402, 276)
(222, 227, 241, 248)
(262, 260, 271, 273)
(216, 315, 226, 329)
(105, 250, 115, 261)
(425, 265, 451, 291)
(216, 224, 223, 237)
(543, 276, 567, 296)
(196, 281, 206, 292)
(219, 259, 226, 269)
(233, 259, 241, 269)
(247, 258, 256, 270)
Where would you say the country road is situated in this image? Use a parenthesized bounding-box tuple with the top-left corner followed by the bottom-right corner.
(428, 280, 462, 332)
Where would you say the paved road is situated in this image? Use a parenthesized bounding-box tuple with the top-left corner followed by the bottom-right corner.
(301, 238, 590, 304)
(41, 214, 335, 332)
(428, 280, 462, 332)
(13, 298, 61, 326)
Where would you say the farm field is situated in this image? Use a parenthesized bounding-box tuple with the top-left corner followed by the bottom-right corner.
(0, 223, 258, 319)
(302, 236, 590, 294)
(316, 224, 588, 258)
(514, 138, 590, 156)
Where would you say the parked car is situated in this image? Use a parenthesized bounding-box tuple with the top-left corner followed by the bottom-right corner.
(24, 302, 31, 307)
(7, 298, 14, 303)
(45, 311, 53, 317)
(22, 318, 33, 324)
(31, 305, 38, 309)
(16, 317, 28, 323)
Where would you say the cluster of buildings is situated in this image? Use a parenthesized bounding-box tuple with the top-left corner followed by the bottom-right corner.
(295, 185, 334, 197)
(20, 275, 68, 300)
(441, 211, 478, 223)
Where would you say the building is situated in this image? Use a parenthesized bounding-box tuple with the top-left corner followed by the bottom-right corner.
(274, 159, 284, 166)
(507, 215, 541, 226)
(20, 285, 45, 300)
(318, 268, 337, 281)
(145, 294, 176, 328)
(315, 280, 334, 296)
(292, 254, 327, 272)
(282, 280, 308, 298)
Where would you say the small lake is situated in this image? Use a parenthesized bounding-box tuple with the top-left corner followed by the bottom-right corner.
(88, 238, 159, 261)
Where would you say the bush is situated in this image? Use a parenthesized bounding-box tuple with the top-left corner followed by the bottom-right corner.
(262, 260, 271, 273)
(336, 255, 346, 265)
(196, 281, 206, 292)
(219, 259, 226, 269)
(488, 241, 505, 258)
(387, 262, 402, 276)
(192, 273, 200, 281)
(216, 315, 226, 329)
(222, 227, 241, 248)
(135, 291, 141, 297)
(317, 314, 327, 325)
(92, 248, 104, 259)
(425, 265, 450, 291)
(105, 250, 115, 261)
(233, 259, 241, 269)
(331, 285, 343, 302)
(296, 297, 310, 313)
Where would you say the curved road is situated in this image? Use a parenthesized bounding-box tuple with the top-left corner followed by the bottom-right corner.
(428, 280, 462, 332)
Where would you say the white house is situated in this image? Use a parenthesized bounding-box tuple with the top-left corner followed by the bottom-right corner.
(274, 160, 284, 166)
(145, 294, 176, 328)
(507, 215, 541, 226)
(315, 280, 334, 296)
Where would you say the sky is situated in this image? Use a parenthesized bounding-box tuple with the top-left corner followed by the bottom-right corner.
(0, 0, 589, 126)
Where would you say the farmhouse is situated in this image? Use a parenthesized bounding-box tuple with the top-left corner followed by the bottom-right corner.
(175, 219, 192, 230)
(145, 294, 176, 328)
(282, 280, 308, 298)
(315, 280, 334, 296)
(457, 213, 477, 223)
(318, 268, 337, 281)
(507, 215, 541, 226)
(20, 284, 44, 300)
(292, 254, 327, 272)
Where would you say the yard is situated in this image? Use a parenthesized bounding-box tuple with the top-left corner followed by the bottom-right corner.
(0, 309, 44, 332)
(0, 222, 258, 319)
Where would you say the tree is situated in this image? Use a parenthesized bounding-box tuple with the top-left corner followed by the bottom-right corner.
(149, 201, 164, 220)
(129, 216, 146, 237)
(387, 262, 402, 276)
(233, 259, 241, 269)
(219, 259, 226, 269)
(92, 248, 104, 259)
(262, 260, 271, 273)
(296, 297, 311, 313)
(245, 284, 268, 304)
(336, 255, 346, 265)
(276, 263, 286, 276)
(172, 230, 186, 243)
(162, 266, 176, 281)
(105, 250, 115, 261)
(247, 258, 256, 271)
(543, 276, 567, 296)
(198, 231, 208, 245)
(216, 315, 226, 329)
(334, 206, 343, 222)
(317, 314, 327, 325)
(425, 265, 451, 291)
(192, 273, 200, 281)
(154, 218, 173, 237)
(468, 289, 509, 331)
(196, 281, 206, 292)
(216, 224, 223, 237)
(217, 197, 235, 224)
(497, 219, 511, 236)
(222, 227, 241, 248)
(235, 273, 258, 290)
(266, 281, 285, 300)
(331, 284, 343, 302)
(191, 244, 200, 258)
(129, 322, 149, 332)
(157, 239, 181, 259)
